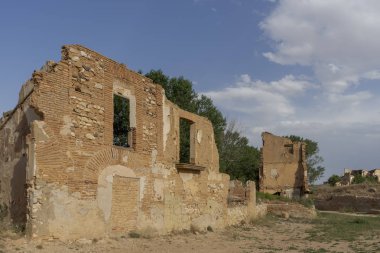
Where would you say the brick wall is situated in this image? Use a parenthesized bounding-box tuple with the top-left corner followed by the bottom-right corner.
(1, 45, 231, 239)
(259, 132, 308, 197)
(0, 93, 41, 227)
(111, 176, 139, 233)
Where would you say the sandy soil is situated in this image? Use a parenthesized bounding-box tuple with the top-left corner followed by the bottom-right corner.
(1, 216, 378, 253)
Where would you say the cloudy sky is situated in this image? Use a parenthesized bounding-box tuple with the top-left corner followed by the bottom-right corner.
(1, 0, 379, 182)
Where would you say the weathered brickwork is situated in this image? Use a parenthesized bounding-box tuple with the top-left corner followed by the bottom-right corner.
(111, 176, 139, 233)
(259, 132, 308, 198)
(0, 45, 234, 240)
(226, 181, 259, 226)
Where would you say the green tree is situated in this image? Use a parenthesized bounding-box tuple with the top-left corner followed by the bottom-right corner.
(195, 95, 226, 150)
(145, 70, 226, 161)
(144, 69, 169, 90)
(352, 174, 366, 184)
(113, 95, 130, 147)
(145, 70, 259, 182)
(146, 70, 196, 162)
(285, 135, 325, 184)
(328, 174, 341, 186)
(351, 174, 378, 184)
(219, 122, 261, 182)
(145, 70, 197, 112)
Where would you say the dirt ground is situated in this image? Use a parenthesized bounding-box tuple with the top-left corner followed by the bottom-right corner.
(1, 213, 379, 253)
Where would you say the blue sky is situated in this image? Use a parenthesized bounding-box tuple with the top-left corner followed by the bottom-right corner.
(1, 0, 380, 182)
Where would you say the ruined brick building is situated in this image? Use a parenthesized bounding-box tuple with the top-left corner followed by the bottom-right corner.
(259, 132, 308, 198)
(341, 168, 380, 185)
(0, 45, 253, 240)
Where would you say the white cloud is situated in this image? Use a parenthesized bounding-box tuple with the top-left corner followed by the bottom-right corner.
(364, 70, 380, 80)
(260, 0, 380, 93)
(204, 74, 312, 123)
(327, 91, 372, 105)
(204, 74, 378, 149)
(235, 74, 313, 95)
(202, 0, 380, 181)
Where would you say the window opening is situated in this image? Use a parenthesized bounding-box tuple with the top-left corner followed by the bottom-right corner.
(284, 144, 294, 154)
(179, 118, 193, 163)
(113, 95, 131, 147)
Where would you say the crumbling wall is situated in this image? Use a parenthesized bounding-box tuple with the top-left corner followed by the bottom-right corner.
(372, 169, 380, 182)
(228, 180, 254, 205)
(0, 77, 42, 228)
(259, 132, 308, 197)
(266, 203, 316, 219)
(226, 180, 262, 226)
(341, 169, 380, 185)
(0, 107, 30, 228)
(1, 45, 231, 240)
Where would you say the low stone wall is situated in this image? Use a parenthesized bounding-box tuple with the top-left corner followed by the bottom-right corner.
(315, 195, 380, 213)
(267, 203, 316, 219)
(228, 180, 251, 205)
(226, 181, 268, 225)
(227, 205, 248, 226)
(254, 204, 268, 219)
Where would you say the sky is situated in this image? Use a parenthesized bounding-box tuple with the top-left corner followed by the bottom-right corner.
(1, 0, 380, 182)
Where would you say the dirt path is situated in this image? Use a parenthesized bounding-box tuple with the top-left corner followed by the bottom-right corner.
(318, 210, 379, 217)
(1, 215, 379, 253)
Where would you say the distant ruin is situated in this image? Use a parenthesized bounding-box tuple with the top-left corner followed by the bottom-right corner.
(0, 45, 258, 240)
(340, 168, 380, 185)
(259, 132, 308, 198)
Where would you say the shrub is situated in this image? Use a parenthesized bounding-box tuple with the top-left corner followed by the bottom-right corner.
(256, 191, 314, 208)
(352, 174, 366, 184)
(352, 174, 378, 185)
(365, 176, 378, 184)
(327, 175, 341, 186)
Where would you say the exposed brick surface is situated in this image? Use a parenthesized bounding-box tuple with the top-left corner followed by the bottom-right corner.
(0, 45, 231, 240)
(111, 176, 139, 233)
(259, 132, 308, 197)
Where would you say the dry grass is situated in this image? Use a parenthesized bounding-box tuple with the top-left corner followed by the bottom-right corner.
(305, 212, 380, 252)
